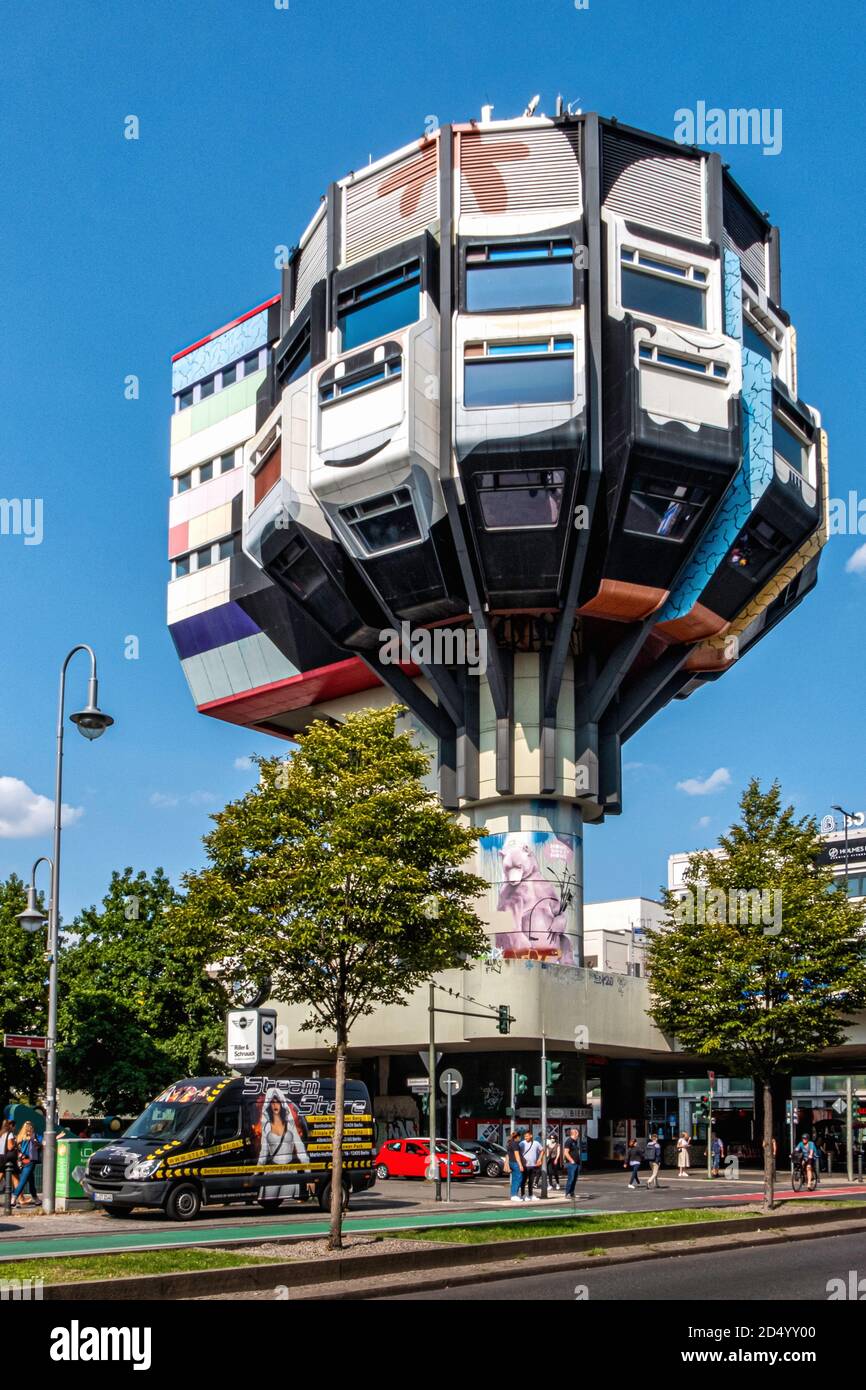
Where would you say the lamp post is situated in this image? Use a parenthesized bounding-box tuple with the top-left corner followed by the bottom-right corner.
(832, 806, 858, 1187)
(16, 858, 54, 1202)
(31, 647, 113, 1215)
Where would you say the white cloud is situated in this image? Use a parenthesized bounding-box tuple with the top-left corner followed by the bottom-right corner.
(697, 815, 711, 828)
(149, 792, 180, 809)
(845, 544, 866, 575)
(0, 776, 84, 839)
(234, 756, 253, 771)
(676, 767, 731, 797)
(188, 790, 216, 806)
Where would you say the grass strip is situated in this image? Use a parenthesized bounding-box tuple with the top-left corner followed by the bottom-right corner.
(0, 1247, 278, 1286)
(403, 1206, 768, 1245)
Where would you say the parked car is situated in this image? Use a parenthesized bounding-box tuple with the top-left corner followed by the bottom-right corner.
(373, 1138, 480, 1181)
(452, 1138, 509, 1177)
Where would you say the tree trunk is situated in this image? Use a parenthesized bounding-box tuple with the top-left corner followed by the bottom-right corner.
(762, 1078, 775, 1213)
(327, 1034, 348, 1251)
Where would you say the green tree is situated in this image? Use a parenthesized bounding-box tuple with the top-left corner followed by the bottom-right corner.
(59, 868, 226, 1113)
(0, 874, 48, 1104)
(647, 779, 866, 1210)
(175, 705, 489, 1248)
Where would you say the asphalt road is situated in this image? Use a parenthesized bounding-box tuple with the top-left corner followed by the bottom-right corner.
(385, 1229, 866, 1300)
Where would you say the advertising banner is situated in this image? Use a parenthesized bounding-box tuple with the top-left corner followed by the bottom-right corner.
(478, 829, 580, 964)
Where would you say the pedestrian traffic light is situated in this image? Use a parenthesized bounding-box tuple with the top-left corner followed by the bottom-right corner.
(545, 1059, 562, 1089)
(514, 1072, 529, 1097)
(497, 1004, 511, 1035)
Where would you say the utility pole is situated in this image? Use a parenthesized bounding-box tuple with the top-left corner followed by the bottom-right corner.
(847, 1075, 854, 1184)
(707, 1072, 714, 1178)
(510, 1067, 517, 1133)
(427, 981, 441, 1201)
(540, 1033, 548, 1198)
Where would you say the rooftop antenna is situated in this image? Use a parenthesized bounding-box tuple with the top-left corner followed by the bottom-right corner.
(555, 94, 563, 117)
(523, 94, 541, 118)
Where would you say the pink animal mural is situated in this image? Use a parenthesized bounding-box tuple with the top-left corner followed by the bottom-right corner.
(483, 831, 577, 964)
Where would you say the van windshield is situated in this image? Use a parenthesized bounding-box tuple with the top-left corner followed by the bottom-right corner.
(124, 1101, 209, 1143)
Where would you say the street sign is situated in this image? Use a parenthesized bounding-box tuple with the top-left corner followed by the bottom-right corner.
(3, 1033, 48, 1052)
(407, 1077, 430, 1092)
(418, 1050, 442, 1073)
(440, 1067, 463, 1095)
(832, 1097, 847, 1115)
(226, 1008, 277, 1072)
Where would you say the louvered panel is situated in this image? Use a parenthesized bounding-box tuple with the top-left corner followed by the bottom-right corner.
(293, 212, 327, 319)
(344, 139, 439, 264)
(459, 126, 581, 215)
(722, 185, 767, 291)
(602, 132, 704, 239)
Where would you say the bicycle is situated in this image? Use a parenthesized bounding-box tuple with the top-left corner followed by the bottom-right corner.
(791, 1152, 818, 1192)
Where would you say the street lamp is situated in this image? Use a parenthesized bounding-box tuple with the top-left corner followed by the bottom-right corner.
(36, 646, 113, 1215)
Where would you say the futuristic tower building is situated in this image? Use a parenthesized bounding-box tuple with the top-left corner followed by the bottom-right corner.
(167, 110, 827, 978)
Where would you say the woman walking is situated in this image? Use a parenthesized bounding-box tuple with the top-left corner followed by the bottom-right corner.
(11, 1122, 40, 1207)
(545, 1132, 562, 1191)
(625, 1137, 642, 1188)
(676, 1131, 691, 1178)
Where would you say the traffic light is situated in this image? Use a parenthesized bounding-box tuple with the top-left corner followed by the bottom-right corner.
(497, 1004, 511, 1035)
(545, 1059, 562, 1090)
(514, 1072, 529, 1097)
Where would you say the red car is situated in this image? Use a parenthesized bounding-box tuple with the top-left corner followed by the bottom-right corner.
(374, 1138, 480, 1181)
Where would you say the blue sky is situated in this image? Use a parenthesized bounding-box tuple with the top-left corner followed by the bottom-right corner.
(1, 0, 863, 922)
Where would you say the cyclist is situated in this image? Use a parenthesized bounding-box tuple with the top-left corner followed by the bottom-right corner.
(794, 1133, 819, 1191)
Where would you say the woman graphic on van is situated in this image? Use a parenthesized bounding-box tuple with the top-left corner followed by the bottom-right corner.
(257, 1088, 310, 1200)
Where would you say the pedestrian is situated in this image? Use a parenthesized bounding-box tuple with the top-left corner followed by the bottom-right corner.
(11, 1122, 40, 1208)
(710, 1132, 724, 1178)
(645, 1131, 662, 1189)
(0, 1119, 18, 1198)
(506, 1129, 525, 1202)
(520, 1130, 543, 1200)
(545, 1131, 562, 1191)
(625, 1137, 642, 1188)
(563, 1126, 581, 1198)
(676, 1131, 691, 1177)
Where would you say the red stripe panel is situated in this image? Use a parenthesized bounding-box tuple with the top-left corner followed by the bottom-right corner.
(168, 521, 189, 559)
(172, 294, 281, 363)
(197, 657, 381, 726)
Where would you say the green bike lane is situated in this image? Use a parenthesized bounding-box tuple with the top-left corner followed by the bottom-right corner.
(0, 1200, 618, 1261)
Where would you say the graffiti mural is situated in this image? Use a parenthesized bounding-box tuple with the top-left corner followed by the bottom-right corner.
(478, 830, 580, 965)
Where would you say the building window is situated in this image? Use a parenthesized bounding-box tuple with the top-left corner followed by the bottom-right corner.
(623, 476, 710, 542)
(223, 362, 238, 388)
(320, 348, 402, 405)
(242, 351, 262, 376)
(220, 450, 237, 474)
(174, 555, 190, 578)
(464, 337, 575, 407)
(218, 533, 240, 561)
(743, 320, 775, 368)
(337, 261, 421, 352)
(773, 413, 808, 480)
(176, 471, 193, 495)
(282, 326, 312, 385)
(339, 487, 421, 554)
(476, 469, 566, 530)
(199, 376, 215, 400)
(199, 460, 213, 484)
(465, 239, 574, 312)
(177, 387, 194, 410)
(620, 248, 707, 328)
(638, 343, 728, 380)
(196, 545, 213, 569)
(728, 516, 788, 580)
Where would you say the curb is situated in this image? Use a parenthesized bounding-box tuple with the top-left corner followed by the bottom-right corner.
(36, 1201, 866, 1301)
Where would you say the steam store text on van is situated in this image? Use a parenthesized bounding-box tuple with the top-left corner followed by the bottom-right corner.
(81, 1076, 376, 1220)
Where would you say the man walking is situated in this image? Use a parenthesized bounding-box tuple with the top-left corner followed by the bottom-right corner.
(520, 1130, 543, 1200)
(506, 1130, 525, 1202)
(710, 1131, 724, 1178)
(563, 1126, 581, 1198)
(645, 1131, 662, 1189)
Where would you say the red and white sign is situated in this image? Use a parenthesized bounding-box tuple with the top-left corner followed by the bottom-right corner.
(3, 1033, 48, 1052)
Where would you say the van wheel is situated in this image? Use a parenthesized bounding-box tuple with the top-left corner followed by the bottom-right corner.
(258, 1199, 283, 1213)
(102, 1205, 134, 1218)
(165, 1182, 201, 1221)
(318, 1181, 350, 1212)
(375, 1163, 389, 1180)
